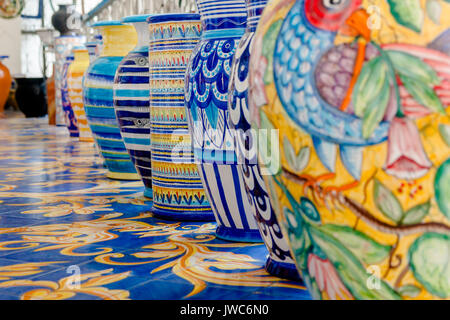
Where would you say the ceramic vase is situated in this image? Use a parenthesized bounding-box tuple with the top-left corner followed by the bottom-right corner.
(149, 14, 214, 221)
(83, 21, 140, 180)
(46, 67, 56, 125)
(250, 0, 450, 300)
(61, 54, 79, 138)
(227, 0, 299, 279)
(68, 46, 93, 142)
(114, 15, 153, 199)
(185, 0, 261, 241)
(0, 55, 11, 115)
(54, 35, 85, 126)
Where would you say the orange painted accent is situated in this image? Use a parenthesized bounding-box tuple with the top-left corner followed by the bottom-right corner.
(0, 59, 12, 114)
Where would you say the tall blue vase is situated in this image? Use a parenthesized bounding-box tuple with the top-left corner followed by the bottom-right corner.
(185, 0, 262, 242)
(83, 21, 140, 180)
(227, 0, 300, 279)
(149, 14, 215, 221)
(114, 15, 153, 198)
(61, 53, 79, 138)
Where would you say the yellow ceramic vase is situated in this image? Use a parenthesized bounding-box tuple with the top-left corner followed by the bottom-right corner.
(250, 0, 450, 300)
(68, 47, 93, 142)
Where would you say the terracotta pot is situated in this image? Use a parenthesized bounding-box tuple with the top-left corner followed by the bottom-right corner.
(250, 0, 450, 300)
(149, 14, 214, 221)
(0, 55, 11, 115)
(185, 0, 262, 241)
(83, 21, 140, 180)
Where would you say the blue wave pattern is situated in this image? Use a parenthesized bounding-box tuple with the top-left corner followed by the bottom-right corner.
(114, 44, 152, 198)
(186, 0, 261, 242)
(61, 54, 79, 138)
(84, 55, 139, 180)
(149, 14, 214, 221)
(227, 0, 299, 278)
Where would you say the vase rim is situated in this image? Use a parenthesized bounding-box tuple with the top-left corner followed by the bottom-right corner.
(91, 20, 123, 28)
(72, 45, 86, 51)
(147, 13, 200, 24)
(122, 14, 153, 24)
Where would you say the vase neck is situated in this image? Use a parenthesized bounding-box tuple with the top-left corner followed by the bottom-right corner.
(133, 21, 149, 51)
(196, 0, 247, 37)
(97, 25, 138, 57)
(245, 0, 267, 32)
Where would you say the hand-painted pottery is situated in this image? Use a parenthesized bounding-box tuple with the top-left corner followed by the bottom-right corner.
(114, 15, 153, 199)
(54, 35, 85, 126)
(61, 54, 79, 138)
(148, 14, 214, 221)
(85, 35, 103, 64)
(250, 0, 450, 300)
(68, 46, 93, 142)
(227, 0, 299, 279)
(83, 21, 140, 180)
(185, 0, 261, 241)
(0, 55, 11, 114)
(46, 67, 56, 125)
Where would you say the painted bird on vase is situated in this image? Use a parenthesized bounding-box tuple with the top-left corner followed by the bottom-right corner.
(273, 0, 450, 192)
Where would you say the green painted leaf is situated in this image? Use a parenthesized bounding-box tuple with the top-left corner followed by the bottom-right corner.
(387, 0, 424, 32)
(283, 137, 297, 171)
(401, 201, 431, 225)
(299, 197, 321, 224)
(353, 57, 388, 118)
(362, 75, 391, 139)
(434, 159, 450, 219)
(309, 226, 401, 300)
(296, 147, 310, 173)
(400, 75, 445, 115)
(262, 19, 282, 85)
(409, 233, 450, 298)
(426, 0, 442, 24)
(398, 285, 422, 298)
(386, 50, 440, 86)
(373, 179, 404, 224)
(320, 224, 391, 264)
(438, 124, 450, 147)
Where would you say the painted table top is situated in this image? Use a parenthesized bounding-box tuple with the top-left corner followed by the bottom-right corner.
(0, 116, 310, 300)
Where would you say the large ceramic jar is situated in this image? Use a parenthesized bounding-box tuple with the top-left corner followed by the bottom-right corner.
(68, 46, 93, 142)
(185, 0, 261, 242)
(54, 35, 85, 126)
(61, 54, 79, 138)
(227, 0, 299, 279)
(250, 0, 450, 300)
(149, 14, 214, 221)
(114, 15, 153, 199)
(0, 55, 11, 115)
(83, 21, 139, 180)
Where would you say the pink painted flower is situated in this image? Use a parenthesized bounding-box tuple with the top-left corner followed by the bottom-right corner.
(307, 254, 353, 300)
(384, 117, 432, 180)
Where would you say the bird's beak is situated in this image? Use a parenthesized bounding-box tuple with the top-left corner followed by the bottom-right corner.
(339, 9, 371, 42)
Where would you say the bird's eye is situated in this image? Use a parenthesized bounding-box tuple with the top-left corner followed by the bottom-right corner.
(322, 0, 349, 11)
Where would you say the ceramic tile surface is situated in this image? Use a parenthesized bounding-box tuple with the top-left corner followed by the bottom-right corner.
(0, 117, 310, 300)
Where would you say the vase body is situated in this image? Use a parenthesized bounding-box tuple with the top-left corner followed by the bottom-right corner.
(149, 14, 214, 221)
(0, 56, 11, 114)
(46, 67, 56, 125)
(114, 16, 152, 198)
(54, 35, 85, 126)
(15, 77, 47, 118)
(227, 0, 299, 279)
(83, 21, 139, 180)
(185, 0, 261, 241)
(250, 0, 450, 299)
(68, 47, 93, 142)
(51, 5, 78, 36)
(61, 54, 79, 137)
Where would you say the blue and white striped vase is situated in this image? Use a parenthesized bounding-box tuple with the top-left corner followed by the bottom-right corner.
(227, 0, 300, 279)
(83, 21, 140, 180)
(61, 53, 79, 138)
(185, 0, 262, 242)
(114, 15, 153, 198)
(149, 14, 215, 221)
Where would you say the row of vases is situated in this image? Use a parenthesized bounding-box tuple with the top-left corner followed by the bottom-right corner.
(54, 0, 299, 282)
(54, 0, 450, 300)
